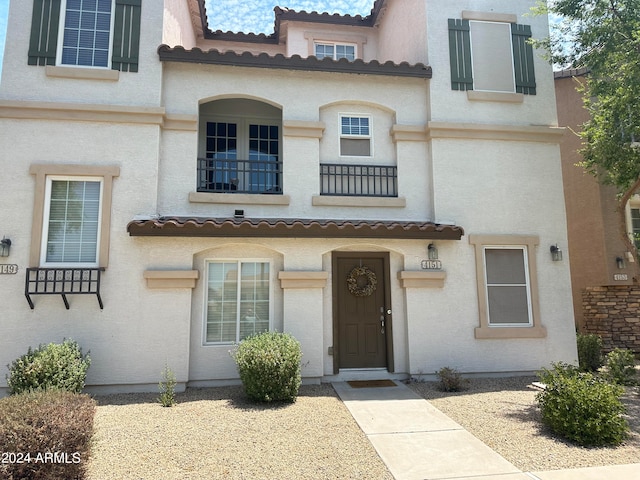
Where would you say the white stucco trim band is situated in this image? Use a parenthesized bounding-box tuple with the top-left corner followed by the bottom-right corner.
(398, 271, 446, 288)
(143, 270, 199, 288)
(278, 271, 328, 288)
(283, 120, 325, 138)
(426, 122, 565, 144)
(390, 124, 428, 142)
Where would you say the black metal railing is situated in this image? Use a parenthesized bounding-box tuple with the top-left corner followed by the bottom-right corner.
(25, 268, 105, 309)
(197, 158, 283, 194)
(320, 163, 398, 197)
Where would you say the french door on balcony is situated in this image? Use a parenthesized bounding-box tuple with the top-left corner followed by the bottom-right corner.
(200, 121, 281, 194)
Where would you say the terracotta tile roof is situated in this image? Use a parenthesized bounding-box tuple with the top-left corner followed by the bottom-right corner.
(157, 45, 431, 78)
(127, 216, 464, 240)
(195, 0, 387, 42)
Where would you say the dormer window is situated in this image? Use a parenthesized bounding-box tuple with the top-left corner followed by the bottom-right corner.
(314, 43, 356, 61)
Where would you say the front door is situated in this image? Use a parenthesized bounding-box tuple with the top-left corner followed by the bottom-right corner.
(333, 253, 392, 371)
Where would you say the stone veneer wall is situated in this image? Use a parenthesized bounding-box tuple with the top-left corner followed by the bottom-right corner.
(582, 286, 640, 354)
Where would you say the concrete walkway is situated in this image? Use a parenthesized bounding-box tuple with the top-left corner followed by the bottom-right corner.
(332, 380, 640, 480)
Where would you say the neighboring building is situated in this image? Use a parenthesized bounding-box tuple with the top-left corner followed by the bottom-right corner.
(556, 68, 640, 352)
(0, 0, 577, 395)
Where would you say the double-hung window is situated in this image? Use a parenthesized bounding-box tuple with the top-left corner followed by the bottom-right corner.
(448, 14, 536, 95)
(340, 115, 371, 157)
(28, 0, 141, 72)
(41, 176, 103, 266)
(205, 261, 271, 344)
(315, 43, 356, 61)
(470, 235, 546, 338)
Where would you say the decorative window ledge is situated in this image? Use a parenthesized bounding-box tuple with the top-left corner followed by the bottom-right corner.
(312, 196, 406, 208)
(278, 271, 328, 289)
(475, 325, 547, 339)
(25, 267, 105, 309)
(467, 91, 524, 103)
(45, 66, 120, 81)
(189, 192, 291, 205)
(143, 270, 199, 289)
(397, 271, 446, 288)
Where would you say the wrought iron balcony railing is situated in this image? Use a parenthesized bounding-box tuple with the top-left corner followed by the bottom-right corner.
(197, 158, 283, 194)
(25, 268, 105, 309)
(320, 163, 398, 197)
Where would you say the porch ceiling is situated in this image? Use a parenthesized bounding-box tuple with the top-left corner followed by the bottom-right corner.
(126, 217, 464, 240)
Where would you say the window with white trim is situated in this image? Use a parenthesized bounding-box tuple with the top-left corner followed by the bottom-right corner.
(41, 176, 103, 266)
(59, 0, 114, 67)
(205, 261, 271, 344)
(484, 246, 532, 326)
(340, 115, 371, 157)
(315, 43, 356, 61)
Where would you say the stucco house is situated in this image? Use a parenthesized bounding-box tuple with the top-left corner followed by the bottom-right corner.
(556, 68, 640, 353)
(0, 0, 577, 395)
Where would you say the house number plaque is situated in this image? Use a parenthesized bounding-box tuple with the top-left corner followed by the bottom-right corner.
(0, 264, 18, 274)
(421, 260, 442, 270)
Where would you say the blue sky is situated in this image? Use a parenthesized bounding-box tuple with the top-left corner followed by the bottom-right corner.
(0, 1, 371, 78)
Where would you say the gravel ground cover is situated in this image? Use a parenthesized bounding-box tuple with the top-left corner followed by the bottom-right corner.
(86, 377, 639, 479)
(86, 384, 393, 480)
(407, 376, 640, 472)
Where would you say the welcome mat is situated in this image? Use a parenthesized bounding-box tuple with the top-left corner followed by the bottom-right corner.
(347, 380, 397, 388)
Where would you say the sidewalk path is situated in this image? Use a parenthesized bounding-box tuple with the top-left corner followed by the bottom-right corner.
(332, 380, 640, 480)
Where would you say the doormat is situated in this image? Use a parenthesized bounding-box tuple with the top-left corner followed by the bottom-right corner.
(347, 380, 397, 388)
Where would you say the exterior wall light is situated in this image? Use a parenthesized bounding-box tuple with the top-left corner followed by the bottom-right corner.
(550, 244, 562, 261)
(0, 237, 11, 257)
(428, 243, 438, 260)
(616, 256, 625, 269)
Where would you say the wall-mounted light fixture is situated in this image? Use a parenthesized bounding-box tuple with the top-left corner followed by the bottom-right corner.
(0, 237, 11, 257)
(616, 256, 625, 269)
(550, 244, 562, 262)
(428, 243, 438, 260)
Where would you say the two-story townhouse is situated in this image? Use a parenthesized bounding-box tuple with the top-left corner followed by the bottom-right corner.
(0, 0, 577, 395)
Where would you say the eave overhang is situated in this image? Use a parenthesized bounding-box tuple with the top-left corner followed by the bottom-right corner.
(127, 217, 463, 240)
(157, 46, 431, 78)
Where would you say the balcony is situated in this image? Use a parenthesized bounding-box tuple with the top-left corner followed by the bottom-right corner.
(197, 158, 283, 194)
(320, 163, 398, 197)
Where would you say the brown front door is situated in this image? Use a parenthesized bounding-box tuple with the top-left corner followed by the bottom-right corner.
(333, 253, 392, 371)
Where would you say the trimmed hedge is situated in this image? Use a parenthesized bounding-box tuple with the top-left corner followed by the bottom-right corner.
(0, 390, 96, 480)
(6, 339, 91, 395)
(232, 331, 302, 403)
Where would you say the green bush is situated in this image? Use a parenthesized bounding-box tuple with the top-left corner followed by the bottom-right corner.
(6, 339, 91, 395)
(536, 363, 628, 446)
(435, 367, 469, 392)
(158, 364, 177, 407)
(604, 348, 637, 386)
(0, 389, 95, 480)
(576, 333, 603, 372)
(231, 331, 302, 403)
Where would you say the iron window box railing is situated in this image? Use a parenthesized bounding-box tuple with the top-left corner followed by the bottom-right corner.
(25, 268, 105, 310)
(320, 163, 398, 197)
(197, 157, 283, 194)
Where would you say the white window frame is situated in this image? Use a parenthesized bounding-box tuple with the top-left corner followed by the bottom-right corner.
(56, 0, 116, 69)
(482, 245, 533, 327)
(339, 114, 372, 158)
(40, 175, 104, 268)
(203, 259, 273, 345)
(314, 42, 357, 61)
(468, 20, 516, 93)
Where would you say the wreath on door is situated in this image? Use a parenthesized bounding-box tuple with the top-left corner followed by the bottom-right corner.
(346, 266, 377, 297)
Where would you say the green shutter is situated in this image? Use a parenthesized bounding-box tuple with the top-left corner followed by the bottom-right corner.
(28, 0, 61, 66)
(511, 24, 536, 95)
(112, 0, 141, 72)
(448, 19, 473, 91)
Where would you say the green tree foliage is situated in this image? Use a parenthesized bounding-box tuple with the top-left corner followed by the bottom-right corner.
(536, 0, 640, 191)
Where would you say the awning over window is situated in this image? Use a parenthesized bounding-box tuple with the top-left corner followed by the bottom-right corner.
(126, 217, 464, 240)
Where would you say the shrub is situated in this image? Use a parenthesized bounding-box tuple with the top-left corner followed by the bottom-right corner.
(435, 367, 469, 392)
(0, 389, 95, 480)
(158, 364, 177, 407)
(604, 348, 637, 386)
(6, 339, 91, 395)
(231, 331, 302, 403)
(536, 363, 628, 446)
(576, 333, 603, 372)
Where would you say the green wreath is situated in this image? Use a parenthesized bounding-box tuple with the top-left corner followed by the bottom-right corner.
(346, 266, 377, 297)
